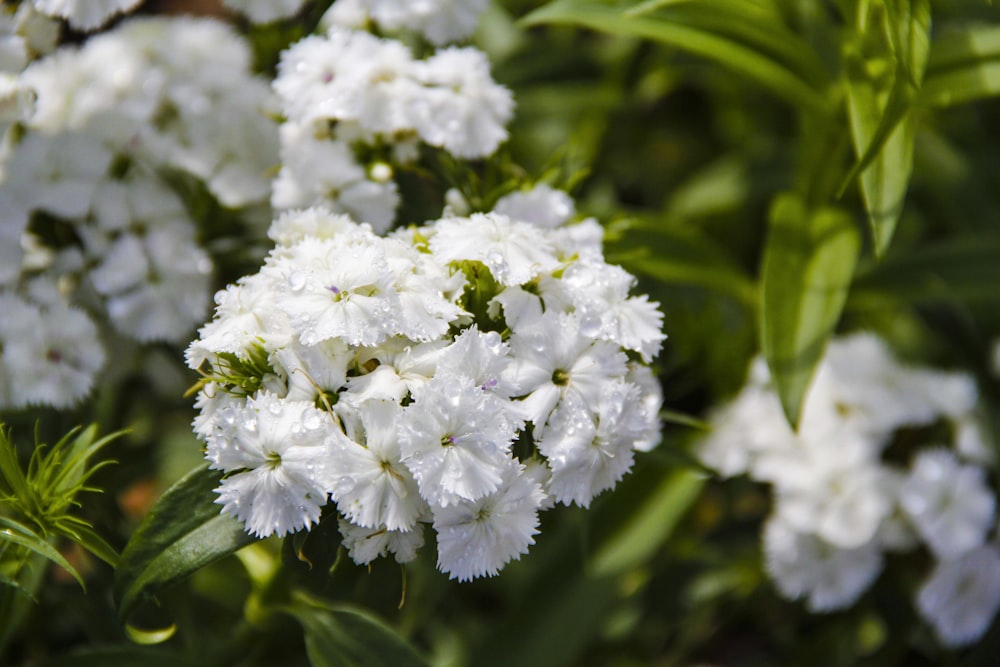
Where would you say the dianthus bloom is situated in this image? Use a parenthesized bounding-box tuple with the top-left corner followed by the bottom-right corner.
(189, 205, 665, 580)
(697, 333, 1000, 647)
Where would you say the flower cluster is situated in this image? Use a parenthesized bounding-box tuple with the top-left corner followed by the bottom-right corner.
(188, 197, 665, 581)
(324, 0, 490, 45)
(0, 16, 276, 409)
(698, 333, 1000, 647)
(271, 21, 513, 230)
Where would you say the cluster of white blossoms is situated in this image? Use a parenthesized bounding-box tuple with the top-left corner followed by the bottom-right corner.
(188, 189, 665, 581)
(324, 0, 490, 45)
(271, 19, 513, 231)
(22, 0, 142, 32)
(699, 333, 1000, 647)
(0, 16, 277, 409)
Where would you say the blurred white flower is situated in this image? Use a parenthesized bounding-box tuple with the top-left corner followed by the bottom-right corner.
(917, 545, 1000, 647)
(899, 449, 996, 560)
(31, 0, 141, 31)
(764, 516, 883, 613)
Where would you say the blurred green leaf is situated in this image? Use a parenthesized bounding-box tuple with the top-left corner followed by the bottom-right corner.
(520, 0, 829, 113)
(760, 192, 860, 426)
(842, 0, 930, 256)
(605, 219, 756, 304)
(589, 468, 704, 577)
(854, 236, 1000, 303)
(287, 595, 429, 667)
(114, 464, 257, 628)
(923, 24, 1000, 106)
(0, 516, 83, 588)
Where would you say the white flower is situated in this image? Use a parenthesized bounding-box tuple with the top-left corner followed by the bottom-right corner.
(398, 379, 518, 507)
(31, 0, 142, 31)
(275, 234, 401, 347)
(271, 123, 399, 230)
(339, 519, 425, 565)
(274, 30, 418, 131)
(917, 545, 1000, 647)
(206, 392, 341, 538)
(268, 207, 366, 248)
(764, 516, 883, 612)
(186, 271, 291, 368)
(357, 0, 490, 45)
(547, 259, 665, 362)
(434, 326, 514, 397)
(271, 337, 351, 403)
(899, 449, 996, 560)
(2, 131, 112, 219)
(328, 400, 425, 531)
(429, 212, 558, 286)
(433, 461, 545, 581)
(0, 293, 105, 409)
(539, 381, 643, 508)
(504, 312, 628, 431)
(756, 431, 890, 550)
(87, 219, 212, 343)
(493, 184, 575, 229)
(413, 47, 513, 158)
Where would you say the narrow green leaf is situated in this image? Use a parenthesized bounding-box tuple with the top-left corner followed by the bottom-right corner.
(0, 426, 32, 502)
(53, 520, 120, 568)
(50, 427, 126, 497)
(923, 61, 1000, 106)
(113, 464, 258, 625)
(605, 221, 756, 304)
(0, 516, 84, 588)
(842, 0, 929, 256)
(853, 236, 1000, 303)
(520, 0, 829, 113)
(658, 409, 710, 430)
(760, 193, 860, 426)
(589, 468, 704, 577)
(923, 24, 1000, 105)
(287, 595, 429, 667)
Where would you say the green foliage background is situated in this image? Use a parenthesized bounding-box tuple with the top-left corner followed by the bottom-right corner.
(5, 0, 1000, 665)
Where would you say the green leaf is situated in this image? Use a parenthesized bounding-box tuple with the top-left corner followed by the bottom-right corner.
(760, 192, 861, 426)
(853, 236, 1000, 304)
(0, 516, 83, 588)
(841, 0, 930, 257)
(605, 220, 756, 304)
(589, 468, 704, 577)
(113, 464, 258, 627)
(520, 0, 829, 114)
(52, 519, 120, 569)
(287, 595, 429, 667)
(923, 25, 1000, 106)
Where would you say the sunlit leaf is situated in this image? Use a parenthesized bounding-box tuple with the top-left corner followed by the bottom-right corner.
(113, 464, 258, 628)
(842, 0, 930, 257)
(520, 0, 829, 113)
(923, 24, 1000, 106)
(287, 595, 429, 667)
(760, 192, 860, 426)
